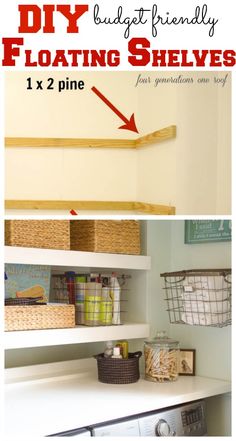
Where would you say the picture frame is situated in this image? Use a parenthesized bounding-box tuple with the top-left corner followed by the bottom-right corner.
(179, 349, 196, 376)
(184, 220, 231, 244)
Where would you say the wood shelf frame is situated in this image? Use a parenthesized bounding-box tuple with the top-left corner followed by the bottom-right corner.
(5, 200, 176, 214)
(5, 125, 176, 149)
(5, 125, 176, 213)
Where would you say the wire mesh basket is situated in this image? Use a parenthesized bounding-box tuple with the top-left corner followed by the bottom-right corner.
(51, 273, 129, 326)
(160, 269, 231, 327)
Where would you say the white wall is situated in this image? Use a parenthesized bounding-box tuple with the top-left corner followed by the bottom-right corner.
(5, 71, 231, 213)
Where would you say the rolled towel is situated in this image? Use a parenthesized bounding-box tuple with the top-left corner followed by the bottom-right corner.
(183, 299, 230, 313)
(182, 311, 230, 326)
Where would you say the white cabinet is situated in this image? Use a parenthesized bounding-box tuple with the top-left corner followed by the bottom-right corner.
(4, 247, 151, 349)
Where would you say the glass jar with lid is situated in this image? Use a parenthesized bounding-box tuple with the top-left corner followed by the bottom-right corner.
(144, 331, 180, 382)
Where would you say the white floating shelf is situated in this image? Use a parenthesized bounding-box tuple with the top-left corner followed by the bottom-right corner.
(5, 247, 151, 271)
(4, 323, 150, 349)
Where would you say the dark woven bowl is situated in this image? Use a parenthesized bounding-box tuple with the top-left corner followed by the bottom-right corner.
(94, 351, 142, 384)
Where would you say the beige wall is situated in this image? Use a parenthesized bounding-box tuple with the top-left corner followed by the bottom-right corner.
(5, 71, 138, 202)
(5, 147, 137, 201)
(4, 71, 139, 139)
(137, 71, 231, 214)
(216, 77, 231, 214)
(5, 71, 231, 213)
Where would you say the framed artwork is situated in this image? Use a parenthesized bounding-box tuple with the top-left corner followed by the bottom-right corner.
(179, 349, 196, 376)
(185, 220, 231, 244)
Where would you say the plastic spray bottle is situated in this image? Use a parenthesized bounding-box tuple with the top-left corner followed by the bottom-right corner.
(110, 273, 121, 325)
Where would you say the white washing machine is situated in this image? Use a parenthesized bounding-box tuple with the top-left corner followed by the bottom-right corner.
(48, 427, 92, 437)
(50, 400, 207, 437)
(91, 418, 140, 436)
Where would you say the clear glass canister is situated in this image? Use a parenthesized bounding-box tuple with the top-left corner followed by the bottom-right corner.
(144, 331, 180, 382)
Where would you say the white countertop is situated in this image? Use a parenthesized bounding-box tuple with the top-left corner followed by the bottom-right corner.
(5, 359, 231, 440)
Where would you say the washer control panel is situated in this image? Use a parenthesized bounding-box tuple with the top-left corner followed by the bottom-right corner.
(138, 400, 207, 436)
(181, 402, 205, 435)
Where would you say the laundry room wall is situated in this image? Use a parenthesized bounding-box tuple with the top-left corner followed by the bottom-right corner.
(145, 220, 231, 435)
(168, 220, 231, 436)
(143, 220, 231, 380)
(168, 220, 231, 380)
(126, 219, 232, 434)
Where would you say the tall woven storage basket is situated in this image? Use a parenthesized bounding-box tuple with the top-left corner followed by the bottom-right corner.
(70, 220, 141, 255)
(5, 220, 70, 250)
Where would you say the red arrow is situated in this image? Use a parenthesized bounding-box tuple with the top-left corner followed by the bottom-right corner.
(70, 209, 78, 215)
(91, 86, 139, 134)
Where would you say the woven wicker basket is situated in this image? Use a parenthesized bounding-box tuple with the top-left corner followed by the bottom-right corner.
(5, 220, 70, 250)
(5, 304, 75, 331)
(94, 351, 142, 384)
(70, 220, 141, 255)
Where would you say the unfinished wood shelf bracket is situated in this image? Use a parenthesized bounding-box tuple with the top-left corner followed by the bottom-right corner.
(5, 200, 176, 215)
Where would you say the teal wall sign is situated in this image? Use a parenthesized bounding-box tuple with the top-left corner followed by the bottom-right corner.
(185, 220, 231, 244)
